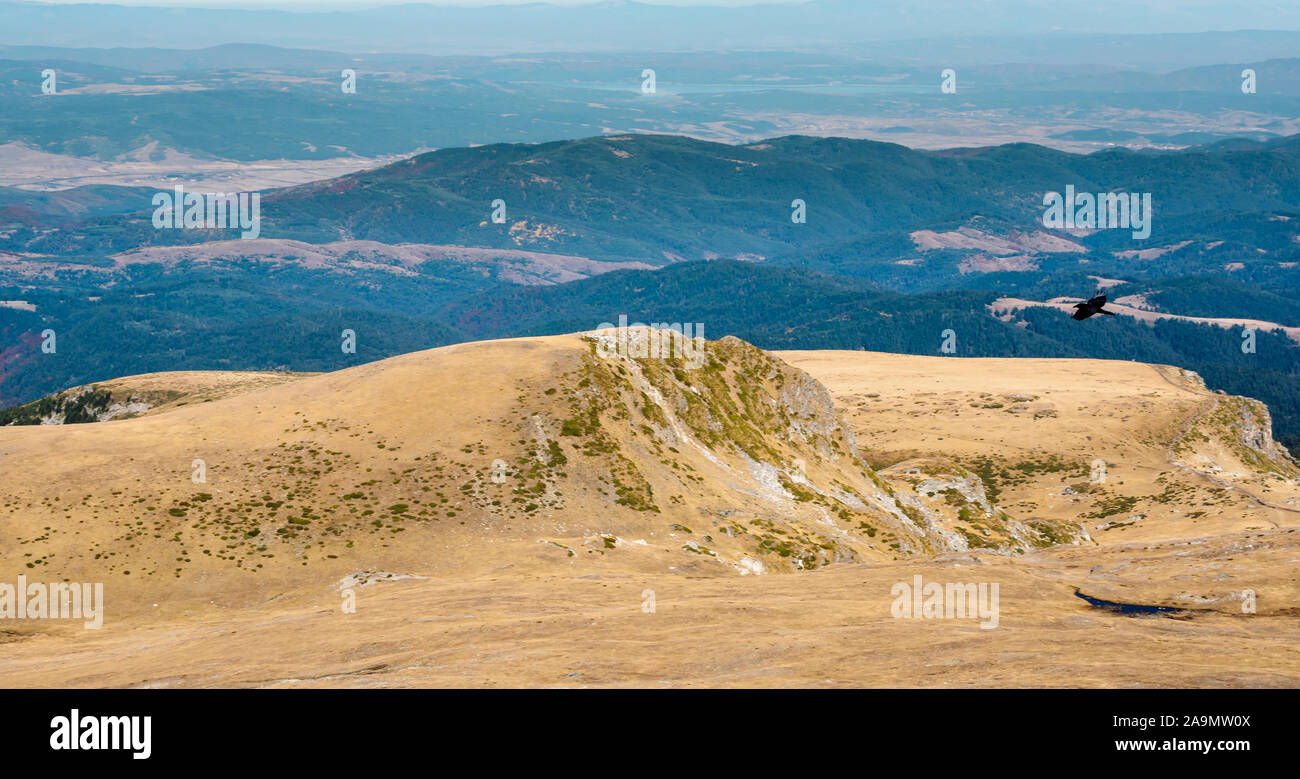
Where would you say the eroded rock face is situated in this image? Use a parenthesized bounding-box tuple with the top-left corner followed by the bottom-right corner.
(570, 328, 928, 570)
(1232, 400, 1295, 466)
(2, 386, 160, 426)
(1175, 391, 1300, 482)
(880, 458, 1090, 555)
(569, 329, 1094, 569)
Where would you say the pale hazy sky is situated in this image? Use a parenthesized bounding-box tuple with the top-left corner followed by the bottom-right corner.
(24, 0, 796, 6)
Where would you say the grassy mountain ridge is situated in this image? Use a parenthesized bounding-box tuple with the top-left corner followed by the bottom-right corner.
(8, 257, 1300, 450)
(15, 133, 1300, 264)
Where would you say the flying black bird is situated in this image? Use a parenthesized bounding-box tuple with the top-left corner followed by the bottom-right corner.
(1071, 293, 1115, 321)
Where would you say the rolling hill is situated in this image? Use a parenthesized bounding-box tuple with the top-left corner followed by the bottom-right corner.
(0, 331, 1092, 604)
(1, 332, 1296, 687)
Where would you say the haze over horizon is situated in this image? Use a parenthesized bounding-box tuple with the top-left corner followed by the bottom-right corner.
(5, 0, 1300, 55)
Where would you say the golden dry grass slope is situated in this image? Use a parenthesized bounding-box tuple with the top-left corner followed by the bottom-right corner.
(1, 332, 1297, 687)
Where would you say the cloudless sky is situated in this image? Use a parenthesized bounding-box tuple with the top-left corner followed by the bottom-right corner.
(26, 0, 798, 7)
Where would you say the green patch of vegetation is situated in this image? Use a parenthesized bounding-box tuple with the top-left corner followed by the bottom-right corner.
(1082, 494, 1140, 519)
